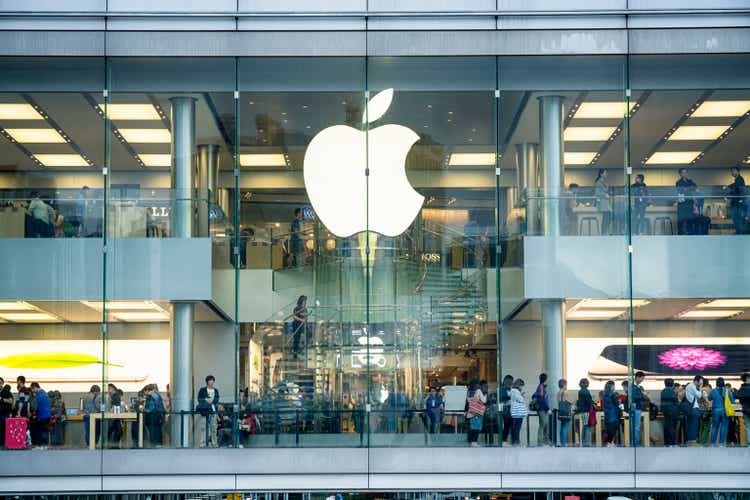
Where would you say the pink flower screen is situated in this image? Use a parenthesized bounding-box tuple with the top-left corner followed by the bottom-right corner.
(658, 346, 726, 371)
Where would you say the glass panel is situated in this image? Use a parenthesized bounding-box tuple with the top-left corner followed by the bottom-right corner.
(237, 57, 367, 447)
(498, 55, 630, 447)
(366, 57, 497, 446)
(0, 57, 105, 450)
(104, 57, 237, 448)
(629, 54, 750, 448)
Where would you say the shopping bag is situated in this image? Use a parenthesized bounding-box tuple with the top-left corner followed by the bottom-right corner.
(724, 389, 736, 417)
(5, 417, 28, 449)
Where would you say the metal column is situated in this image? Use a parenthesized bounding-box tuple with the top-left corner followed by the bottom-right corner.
(539, 95, 566, 407)
(170, 96, 196, 447)
(514, 142, 539, 235)
(197, 144, 220, 237)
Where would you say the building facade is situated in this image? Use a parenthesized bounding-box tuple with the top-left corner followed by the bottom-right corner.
(0, 1, 749, 497)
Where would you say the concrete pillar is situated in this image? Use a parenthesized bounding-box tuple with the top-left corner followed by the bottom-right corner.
(539, 95, 565, 237)
(514, 142, 539, 235)
(196, 144, 220, 237)
(170, 96, 196, 447)
(538, 95, 566, 410)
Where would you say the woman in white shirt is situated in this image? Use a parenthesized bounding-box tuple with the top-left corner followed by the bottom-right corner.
(509, 379, 528, 446)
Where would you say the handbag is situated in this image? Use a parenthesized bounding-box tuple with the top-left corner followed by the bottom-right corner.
(587, 404, 597, 427)
(467, 392, 486, 417)
(469, 416, 483, 431)
(724, 389, 736, 417)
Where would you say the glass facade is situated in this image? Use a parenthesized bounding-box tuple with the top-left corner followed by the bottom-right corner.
(0, 54, 749, 451)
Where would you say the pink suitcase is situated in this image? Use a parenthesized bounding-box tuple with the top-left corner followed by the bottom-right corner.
(5, 417, 28, 449)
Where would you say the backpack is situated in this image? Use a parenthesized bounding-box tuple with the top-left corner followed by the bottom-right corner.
(558, 400, 572, 421)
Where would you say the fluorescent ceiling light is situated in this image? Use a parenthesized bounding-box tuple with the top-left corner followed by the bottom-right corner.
(564, 127, 617, 142)
(577, 299, 650, 309)
(138, 154, 171, 167)
(118, 128, 171, 143)
(679, 310, 743, 319)
(448, 153, 496, 166)
(668, 126, 729, 141)
(691, 100, 750, 118)
(567, 309, 625, 320)
(646, 151, 701, 165)
(564, 152, 597, 165)
(0, 301, 37, 311)
(81, 300, 163, 312)
(573, 102, 635, 119)
(239, 154, 287, 167)
(34, 154, 89, 167)
(112, 312, 170, 322)
(5, 128, 66, 143)
(697, 299, 750, 308)
(99, 104, 161, 120)
(0, 104, 44, 120)
(0, 312, 61, 322)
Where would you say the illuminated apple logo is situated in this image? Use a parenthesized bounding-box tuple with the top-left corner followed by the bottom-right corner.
(303, 88, 424, 237)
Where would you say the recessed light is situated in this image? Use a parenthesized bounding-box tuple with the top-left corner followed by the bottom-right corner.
(646, 151, 702, 164)
(99, 104, 160, 120)
(5, 128, 66, 143)
(576, 299, 650, 308)
(0, 312, 61, 322)
(691, 100, 750, 118)
(239, 154, 287, 167)
(564, 152, 597, 165)
(34, 154, 89, 167)
(81, 300, 164, 311)
(668, 125, 730, 141)
(0, 104, 44, 120)
(138, 154, 171, 167)
(573, 102, 636, 119)
(564, 127, 617, 142)
(679, 310, 743, 319)
(118, 129, 171, 143)
(567, 309, 625, 320)
(697, 299, 750, 308)
(448, 153, 496, 166)
(112, 311, 170, 322)
(0, 301, 37, 311)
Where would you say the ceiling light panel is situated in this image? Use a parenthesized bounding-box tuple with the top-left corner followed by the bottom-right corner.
(34, 154, 89, 167)
(81, 300, 164, 312)
(577, 299, 650, 308)
(448, 153, 496, 166)
(679, 310, 743, 319)
(0, 301, 38, 311)
(99, 104, 161, 120)
(112, 312, 170, 322)
(564, 152, 597, 165)
(0, 312, 61, 322)
(239, 154, 287, 167)
(0, 104, 44, 120)
(691, 100, 750, 118)
(567, 309, 625, 320)
(668, 126, 730, 141)
(5, 128, 66, 143)
(573, 102, 635, 119)
(564, 127, 617, 142)
(138, 154, 171, 167)
(645, 151, 702, 165)
(118, 129, 171, 143)
(697, 299, 750, 308)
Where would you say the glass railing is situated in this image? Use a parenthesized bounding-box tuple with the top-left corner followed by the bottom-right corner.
(0, 188, 212, 238)
(523, 187, 748, 236)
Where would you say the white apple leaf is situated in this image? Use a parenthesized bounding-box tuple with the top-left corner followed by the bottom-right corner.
(362, 88, 394, 124)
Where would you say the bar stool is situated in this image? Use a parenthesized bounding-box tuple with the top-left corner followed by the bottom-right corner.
(579, 217, 600, 236)
(654, 217, 673, 235)
(635, 217, 652, 235)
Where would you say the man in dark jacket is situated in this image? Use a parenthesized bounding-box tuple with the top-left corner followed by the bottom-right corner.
(30, 382, 51, 448)
(631, 371, 646, 446)
(660, 379, 679, 446)
(737, 373, 750, 446)
(196, 375, 220, 448)
(533, 373, 551, 446)
(726, 167, 747, 234)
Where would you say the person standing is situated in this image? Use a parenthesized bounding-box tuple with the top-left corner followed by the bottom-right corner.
(736, 373, 750, 446)
(725, 166, 747, 234)
(563, 183, 580, 235)
(675, 168, 697, 235)
(708, 377, 734, 446)
(602, 380, 620, 447)
(484, 393, 500, 445)
(509, 379, 527, 447)
(661, 378, 680, 447)
(684, 375, 703, 446)
(197, 375, 220, 448)
(291, 295, 308, 356)
(290, 207, 303, 267)
(26, 191, 52, 237)
(631, 174, 650, 235)
(465, 379, 486, 447)
(630, 371, 646, 446)
(29, 382, 51, 448)
(532, 373, 551, 446)
(82, 385, 101, 447)
(556, 378, 572, 447)
(424, 386, 443, 434)
(145, 384, 165, 447)
(500, 374, 514, 444)
(594, 169, 612, 235)
(576, 378, 593, 447)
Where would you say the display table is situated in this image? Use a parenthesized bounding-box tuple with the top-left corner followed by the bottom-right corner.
(0, 206, 25, 237)
(88, 412, 143, 450)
